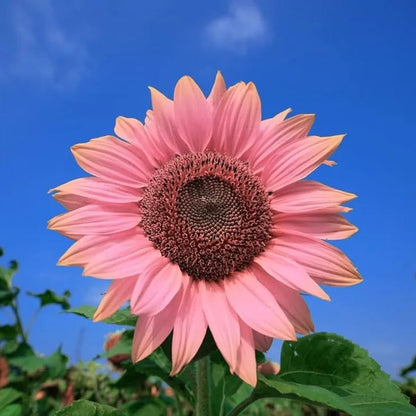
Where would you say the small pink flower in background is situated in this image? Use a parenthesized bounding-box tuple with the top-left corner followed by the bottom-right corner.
(48, 72, 361, 386)
(258, 361, 280, 375)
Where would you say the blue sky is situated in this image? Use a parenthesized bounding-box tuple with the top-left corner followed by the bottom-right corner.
(1, 0, 415, 377)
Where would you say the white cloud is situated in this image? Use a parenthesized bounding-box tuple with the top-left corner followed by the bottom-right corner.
(5, 0, 87, 89)
(204, 1, 270, 53)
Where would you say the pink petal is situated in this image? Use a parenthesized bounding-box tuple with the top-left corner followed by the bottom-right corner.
(254, 266, 314, 334)
(71, 136, 150, 187)
(275, 209, 358, 240)
(199, 280, 240, 371)
(132, 291, 181, 362)
(83, 232, 154, 279)
(52, 192, 91, 211)
(131, 260, 184, 316)
(270, 232, 362, 286)
(212, 82, 261, 158)
(149, 87, 188, 154)
(234, 320, 257, 387)
(252, 114, 315, 170)
(114, 116, 145, 147)
(171, 280, 208, 375)
(174, 76, 212, 152)
(260, 108, 292, 133)
(50, 177, 141, 204)
(207, 71, 226, 109)
(224, 272, 295, 340)
(93, 276, 136, 321)
(58, 234, 122, 266)
(48, 203, 140, 237)
(253, 331, 273, 352)
(254, 250, 330, 300)
(271, 180, 356, 212)
(114, 116, 159, 172)
(142, 110, 174, 165)
(263, 135, 344, 192)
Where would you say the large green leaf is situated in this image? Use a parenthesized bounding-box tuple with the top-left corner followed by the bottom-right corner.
(0, 388, 21, 410)
(0, 404, 23, 416)
(55, 399, 124, 415)
(249, 333, 416, 416)
(27, 289, 71, 310)
(121, 398, 166, 416)
(66, 306, 137, 326)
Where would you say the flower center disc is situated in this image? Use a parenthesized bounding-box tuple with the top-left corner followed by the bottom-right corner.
(141, 152, 272, 281)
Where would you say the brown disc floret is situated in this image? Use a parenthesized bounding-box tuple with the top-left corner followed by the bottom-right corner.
(141, 152, 272, 281)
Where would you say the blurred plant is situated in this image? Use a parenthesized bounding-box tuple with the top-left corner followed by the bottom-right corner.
(1, 248, 415, 415)
(399, 355, 416, 407)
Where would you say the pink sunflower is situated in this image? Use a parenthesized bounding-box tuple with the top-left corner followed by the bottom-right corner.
(48, 72, 361, 386)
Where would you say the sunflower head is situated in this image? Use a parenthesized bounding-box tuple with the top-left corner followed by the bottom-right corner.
(49, 72, 361, 386)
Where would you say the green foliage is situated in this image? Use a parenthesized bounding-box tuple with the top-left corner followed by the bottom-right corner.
(8, 343, 46, 374)
(1, 248, 415, 416)
(402, 356, 416, 378)
(27, 289, 71, 310)
(55, 399, 123, 415)
(0, 388, 22, 410)
(0, 325, 19, 341)
(66, 306, 137, 326)
(250, 333, 416, 416)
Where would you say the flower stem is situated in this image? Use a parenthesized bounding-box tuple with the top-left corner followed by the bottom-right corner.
(196, 356, 211, 416)
(11, 297, 27, 344)
(227, 394, 258, 416)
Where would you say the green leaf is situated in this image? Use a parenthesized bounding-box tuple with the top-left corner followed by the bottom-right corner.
(0, 288, 19, 307)
(27, 289, 71, 310)
(251, 333, 416, 416)
(210, 351, 243, 416)
(8, 343, 45, 374)
(1, 340, 19, 355)
(0, 325, 19, 341)
(0, 404, 23, 416)
(44, 347, 68, 379)
(0, 388, 21, 410)
(121, 399, 165, 416)
(66, 306, 137, 326)
(129, 349, 194, 404)
(401, 355, 416, 377)
(0, 262, 18, 291)
(55, 399, 124, 415)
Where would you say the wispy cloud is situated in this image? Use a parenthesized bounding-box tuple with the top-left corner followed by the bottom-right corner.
(4, 0, 87, 90)
(204, 1, 270, 53)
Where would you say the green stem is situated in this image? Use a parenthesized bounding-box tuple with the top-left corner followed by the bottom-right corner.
(227, 394, 259, 416)
(185, 364, 197, 395)
(25, 306, 41, 339)
(173, 389, 185, 416)
(11, 298, 27, 344)
(196, 356, 211, 416)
